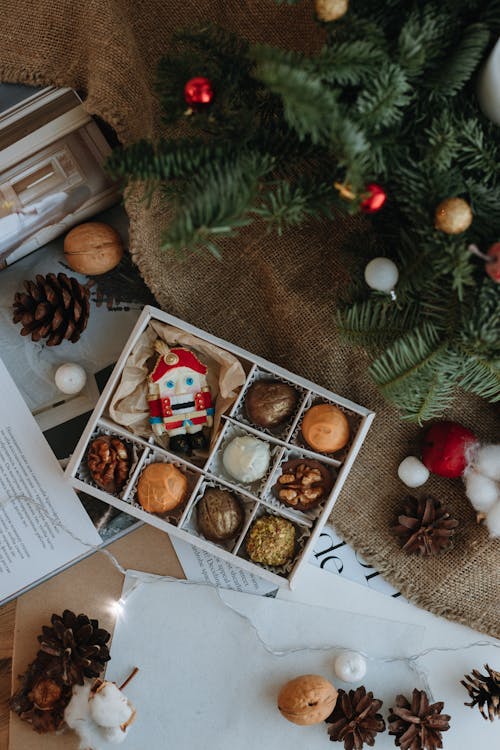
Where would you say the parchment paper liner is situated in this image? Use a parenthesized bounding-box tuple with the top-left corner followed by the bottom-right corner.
(76, 427, 142, 500)
(127, 449, 202, 526)
(108, 321, 247, 452)
(181, 478, 257, 552)
(236, 506, 310, 577)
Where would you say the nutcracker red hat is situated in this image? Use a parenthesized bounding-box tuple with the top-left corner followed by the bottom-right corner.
(150, 344, 207, 383)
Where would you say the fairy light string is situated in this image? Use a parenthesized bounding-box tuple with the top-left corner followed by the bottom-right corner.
(3, 493, 500, 700)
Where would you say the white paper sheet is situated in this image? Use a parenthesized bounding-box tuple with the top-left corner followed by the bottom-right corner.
(105, 573, 425, 750)
(0, 356, 101, 600)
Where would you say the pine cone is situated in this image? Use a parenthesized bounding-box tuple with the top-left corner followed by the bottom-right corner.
(37, 609, 111, 686)
(13, 272, 90, 346)
(388, 689, 451, 750)
(10, 664, 72, 734)
(393, 496, 458, 556)
(461, 664, 500, 721)
(325, 686, 385, 749)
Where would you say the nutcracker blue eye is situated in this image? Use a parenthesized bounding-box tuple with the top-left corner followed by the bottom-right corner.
(166, 380, 175, 388)
(186, 376, 194, 386)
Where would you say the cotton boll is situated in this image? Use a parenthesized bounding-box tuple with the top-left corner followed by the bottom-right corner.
(464, 470, 499, 512)
(102, 726, 128, 744)
(486, 502, 500, 538)
(64, 681, 92, 728)
(475, 445, 500, 482)
(89, 682, 133, 728)
(64, 682, 105, 750)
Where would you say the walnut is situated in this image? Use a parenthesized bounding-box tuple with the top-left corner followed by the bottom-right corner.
(278, 674, 338, 725)
(87, 436, 130, 493)
(273, 458, 333, 511)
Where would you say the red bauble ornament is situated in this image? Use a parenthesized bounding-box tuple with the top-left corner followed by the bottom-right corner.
(184, 77, 214, 107)
(486, 242, 500, 283)
(421, 421, 478, 478)
(360, 183, 387, 214)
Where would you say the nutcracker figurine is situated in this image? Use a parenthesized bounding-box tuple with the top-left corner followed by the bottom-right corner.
(147, 340, 214, 454)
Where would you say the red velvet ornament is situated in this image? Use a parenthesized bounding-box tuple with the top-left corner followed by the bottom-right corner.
(184, 77, 214, 107)
(421, 421, 478, 478)
(486, 242, 500, 283)
(360, 183, 387, 214)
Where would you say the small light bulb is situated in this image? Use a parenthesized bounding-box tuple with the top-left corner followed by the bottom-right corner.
(364, 257, 399, 294)
(111, 598, 125, 617)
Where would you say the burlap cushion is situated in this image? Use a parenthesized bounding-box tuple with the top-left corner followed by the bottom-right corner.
(2, 0, 498, 636)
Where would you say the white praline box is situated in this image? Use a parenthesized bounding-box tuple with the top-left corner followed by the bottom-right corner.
(65, 306, 374, 588)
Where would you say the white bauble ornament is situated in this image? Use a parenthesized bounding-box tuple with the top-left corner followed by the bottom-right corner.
(475, 444, 500, 482)
(55, 363, 87, 394)
(333, 651, 367, 683)
(364, 257, 399, 293)
(397, 456, 430, 488)
(486, 502, 500, 538)
(477, 39, 500, 126)
(464, 470, 499, 513)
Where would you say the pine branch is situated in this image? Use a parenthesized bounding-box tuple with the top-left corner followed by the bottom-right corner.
(160, 152, 274, 257)
(106, 139, 238, 183)
(317, 41, 388, 85)
(428, 22, 491, 98)
(253, 179, 336, 234)
(456, 352, 500, 401)
(251, 45, 340, 144)
(356, 63, 411, 131)
(397, 5, 448, 77)
(369, 321, 448, 389)
(337, 298, 421, 349)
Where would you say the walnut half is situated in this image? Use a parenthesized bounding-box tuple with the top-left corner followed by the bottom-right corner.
(87, 435, 130, 493)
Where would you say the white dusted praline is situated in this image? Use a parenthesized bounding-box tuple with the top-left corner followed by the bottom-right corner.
(397, 456, 430, 488)
(334, 651, 367, 683)
(222, 435, 270, 483)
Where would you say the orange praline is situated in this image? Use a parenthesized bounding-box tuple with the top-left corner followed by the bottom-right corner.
(301, 404, 350, 453)
(137, 463, 188, 514)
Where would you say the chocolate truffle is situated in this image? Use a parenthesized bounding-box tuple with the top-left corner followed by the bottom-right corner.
(137, 462, 188, 514)
(246, 515, 296, 566)
(245, 380, 298, 429)
(222, 435, 271, 483)
(274, 458, 332, 511)
(197, 488, 245, 542)
(301, 404, 350, 453)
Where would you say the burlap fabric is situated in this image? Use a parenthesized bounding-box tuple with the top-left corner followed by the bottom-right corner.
(2, 0, 498, 637)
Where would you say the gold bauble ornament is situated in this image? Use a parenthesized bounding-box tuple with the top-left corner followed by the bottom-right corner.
(434, 198, 473, 235)
(64, 222, 124, 275)
(315, 0, 349, 22)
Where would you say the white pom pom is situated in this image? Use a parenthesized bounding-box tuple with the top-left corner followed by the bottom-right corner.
(486, 502, 500, 538)
(397, 456, 430, 488)
(89, 683, 133, 728)
(464, 470, 499, 512)
(475, 445, 500, 481)
(333, 651, 367, 683)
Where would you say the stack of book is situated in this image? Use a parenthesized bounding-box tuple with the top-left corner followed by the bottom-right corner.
(0, 86, 119, 269)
